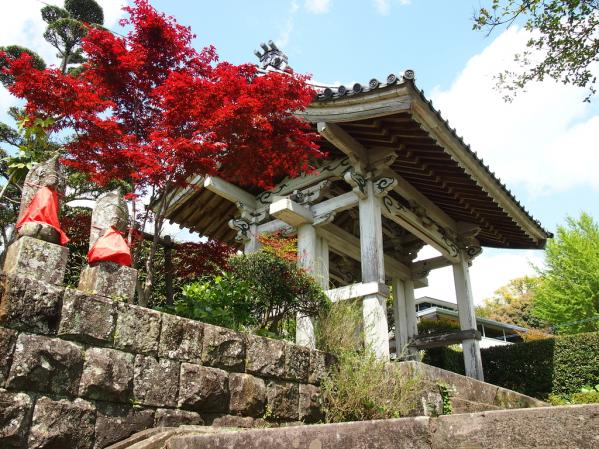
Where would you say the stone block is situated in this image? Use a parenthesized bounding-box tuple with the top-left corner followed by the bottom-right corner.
(7, 333, 83, 396)
(78, 262, 137, 302)
(3, 236, 69, 285)
(201, 324, 245, 371)
(0, 327, 17, 386)
(159, 314, 204, 362)
(308, 350, 335, 385)
(178, 363, 229, 413)
(0, 389, 33, 449)
(285, 344, 310, 382)
(79, 347, 134, 402)
(94, 402, 155, 449)
(211, 415, 268, 428)
(266, 381, 300, 421)
(154, 409, 204, 427)
(28, 396, 95, 449)
(245, 335, 285, 378)
(133, 355, 179, 407)
(114, 303, 161, 355)
(0, 274, 64, 335)
(229, 373, 266, 417)
(299, 384, 323, 423)
(58, 289, 116, 345)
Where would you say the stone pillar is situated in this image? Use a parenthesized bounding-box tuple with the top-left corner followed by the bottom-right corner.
(453, 252, 484, 381)
(3, 158, 69, 285)
(358, 179, 389, 360)
(78, 190, 137, 302)
(296, 223, 317, 348)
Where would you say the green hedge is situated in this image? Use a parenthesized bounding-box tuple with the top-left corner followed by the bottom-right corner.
(423, 332, 599, 399)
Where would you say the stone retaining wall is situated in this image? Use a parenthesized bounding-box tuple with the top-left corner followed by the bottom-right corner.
(0, 273, 331, 449)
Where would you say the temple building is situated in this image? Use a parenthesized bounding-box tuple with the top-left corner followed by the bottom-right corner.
(162, 43, 551, 380)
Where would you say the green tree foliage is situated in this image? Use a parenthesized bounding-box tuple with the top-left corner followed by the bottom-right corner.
(533, 213, 599, 334)
(476, 276, 547, 329)
(64, 0, 104, 24)
(474, 1, 599, 101)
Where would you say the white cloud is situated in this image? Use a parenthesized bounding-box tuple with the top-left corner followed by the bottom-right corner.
(304, 0, 332, 14)
(372, 0, 411, 15)
(430, 26, 599, 197)
(416, 246, 543, 305)
(276, 1, 300, 48)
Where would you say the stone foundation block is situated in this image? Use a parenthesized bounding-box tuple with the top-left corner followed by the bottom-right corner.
(79, 347, 134, 402)
(0, 274, 64, 335)
(114, 303, 161, 355)
(159, 314, 203, 362)
(229, 373, 266, 417)
(178, 363, 229, 413)
(299, 384, 323, 423)
(94, 402, 154, 449)
(154, 409, 204, 427)
(246, 335, 285, 378)
(285, 344, 310, 382)
(7, 333, 84, 396)
(3, 236, 68, 286)
(78, 262, 137, 302)
(201, 324, 246, 372)
(0, 327, 17, 386)
(133, 355, 179, 407)
(58, 290, 116, 345)
(266, 381, 300, 421)
(0, 389, 33, 449)
(28, 396, 95, 449)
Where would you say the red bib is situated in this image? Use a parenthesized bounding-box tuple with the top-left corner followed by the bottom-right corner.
(87, 227, 132, 266)
(16, 186, 69, 245)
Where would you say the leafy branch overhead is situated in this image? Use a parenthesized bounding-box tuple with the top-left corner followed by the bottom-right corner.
(474, 0, 599, 102)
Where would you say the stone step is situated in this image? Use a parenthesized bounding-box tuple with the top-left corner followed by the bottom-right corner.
(114, 404, 599, 449)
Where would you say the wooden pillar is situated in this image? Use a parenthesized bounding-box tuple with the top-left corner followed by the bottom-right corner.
(392, 278, 418, 359)
(392, 278, 408, 357)
(164, 236, 174, 305)
(359, 179, 389, 360)
(453, 252, 484, 381)
(296, 223, 317, 348)
(315, 236, 329, 289)
(243, 224, 261, 254)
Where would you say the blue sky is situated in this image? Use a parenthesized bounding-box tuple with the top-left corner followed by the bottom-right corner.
(2, 0, 598, 303)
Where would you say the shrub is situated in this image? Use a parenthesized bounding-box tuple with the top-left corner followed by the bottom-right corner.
(548, 385, 599, 406)
(424, 331, 599, 400)
(169, 250, 329, 338)
(320, 351, 423, 422)
(315, 300, 363, 355)
(418, 318, 460, 335)
(316, 300, 423, 422)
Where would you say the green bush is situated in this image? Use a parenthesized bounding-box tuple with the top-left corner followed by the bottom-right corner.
(549, 385, 599, 406)
(167, 251, 329, 338)
(418, 318, 461, 335)
(424, 331, 599, 400)
(321, 351, 423, 422)
(422, 346, 465, 376)
(316, 300, 423, 422)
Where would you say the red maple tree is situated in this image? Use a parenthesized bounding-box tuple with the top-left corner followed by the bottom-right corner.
(4, 0, 322, 303)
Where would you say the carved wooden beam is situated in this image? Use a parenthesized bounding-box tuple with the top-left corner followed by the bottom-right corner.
(380, 194, 460, 263)
(203, 176, 257, 208)
(269, 198, 314, 227)
(408, 329, 482, 350)
(318, 122, 368, 170)
(256, 158, 351, 206)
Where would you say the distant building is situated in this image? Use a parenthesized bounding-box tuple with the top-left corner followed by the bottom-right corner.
(415, 296, 527, 348)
